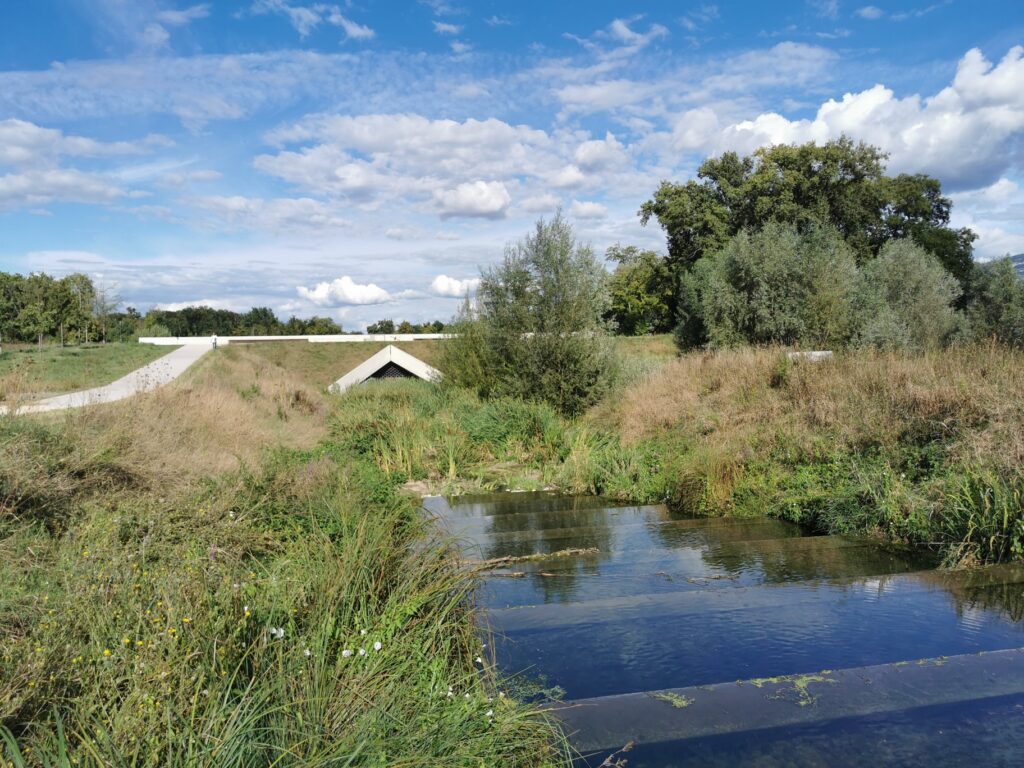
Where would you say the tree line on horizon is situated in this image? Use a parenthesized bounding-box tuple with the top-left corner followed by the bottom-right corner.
(0, 272, 448, 346)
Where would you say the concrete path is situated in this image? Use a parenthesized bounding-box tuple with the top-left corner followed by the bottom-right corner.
(0, 345, 211, 415)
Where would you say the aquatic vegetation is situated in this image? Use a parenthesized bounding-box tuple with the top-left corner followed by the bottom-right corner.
(649, 691, 694, 709)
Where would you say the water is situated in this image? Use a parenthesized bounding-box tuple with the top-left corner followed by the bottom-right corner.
(429, 492, 1024, 767)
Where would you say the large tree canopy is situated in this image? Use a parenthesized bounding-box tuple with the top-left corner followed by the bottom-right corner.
(639, 138, 976, 296)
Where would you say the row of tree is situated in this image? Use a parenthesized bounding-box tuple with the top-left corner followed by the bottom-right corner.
(0, 272, 123, 346)
(0, 271, 450, 345)
(607, 137, 1024, 351)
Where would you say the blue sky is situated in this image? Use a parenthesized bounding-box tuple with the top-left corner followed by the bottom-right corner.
(1, 0, 1022, 328)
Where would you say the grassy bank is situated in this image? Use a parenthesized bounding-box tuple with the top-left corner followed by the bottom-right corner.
(0, 344, 176, 404)
(343, 344, 1024, 567)
(0, 352, 567, 766)
(593, 344, 1024, 565)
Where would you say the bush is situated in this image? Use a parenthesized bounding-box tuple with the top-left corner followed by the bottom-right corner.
(965, 257, 1024, 348)
(854, 238, 962, 351)
(439, 214, 617, 417)
(694, 222, 860, 349)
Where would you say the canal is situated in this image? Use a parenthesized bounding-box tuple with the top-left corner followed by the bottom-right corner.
(426, 492, 1024, 767)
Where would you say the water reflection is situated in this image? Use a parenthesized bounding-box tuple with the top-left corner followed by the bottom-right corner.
(438, 492, 1024, 700)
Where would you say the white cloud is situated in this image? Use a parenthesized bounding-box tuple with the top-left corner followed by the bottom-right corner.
(155, 298, 241, 311)
(433, 180, 510, 219)
(297, 276, 392, 305)
(0, 119, 149, 168)
(450, 41, 472, 54)
(429, 274, 480, 297)
(192, 195, 350, 231)
(433, 21, 462, 35)
(485, 15, 512, 26)
(156, 4, 210, 26)
(250, 1, 374, 40)
(569, 199, 608, 219)
(808, 0, 840, 18)
(574, 132, 628, 171)
(856, 5, 885, 19)
(716, 46, 1024, 190)
(0, 169, 124, 208)
(679, 5, 719, 32)
(520, 193, 561, 212)
(549, 165, 586, 188)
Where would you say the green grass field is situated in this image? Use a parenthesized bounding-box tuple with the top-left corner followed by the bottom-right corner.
(0, 344, 176, 403)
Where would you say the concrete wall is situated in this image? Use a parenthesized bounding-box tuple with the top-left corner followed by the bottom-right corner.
(139, 334, 451, 346)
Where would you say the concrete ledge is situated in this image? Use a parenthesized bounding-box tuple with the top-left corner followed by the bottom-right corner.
(139, 334, 450, 346)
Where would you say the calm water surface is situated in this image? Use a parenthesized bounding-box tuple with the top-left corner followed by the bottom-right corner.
(427, 493, 1024, 767)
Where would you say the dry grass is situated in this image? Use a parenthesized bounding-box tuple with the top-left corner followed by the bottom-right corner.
(608, 344, 1024, 472)
(237, 340, 444, 390)
(25, 345, 331, 497)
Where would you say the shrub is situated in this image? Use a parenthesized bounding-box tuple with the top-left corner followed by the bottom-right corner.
(695, 222, 860, 349)
(439, 214, 617, 417)
(854, 239, 962, 351)
(965, 257, 1024, 348)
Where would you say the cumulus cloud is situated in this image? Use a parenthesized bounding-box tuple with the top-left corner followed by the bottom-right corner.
(429, 274, 480, 297)
(297, 276, 392, 305)
(433, 21, 462, 35)
(715, 46, 1024, 190)
(569, 199, 608, 219)
(433, 180, 510, 218)
(0, 119, 149, 168)
(574, 132, 628, 171)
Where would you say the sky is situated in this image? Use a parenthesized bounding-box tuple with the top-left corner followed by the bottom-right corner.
(0, 0, 1023, 329)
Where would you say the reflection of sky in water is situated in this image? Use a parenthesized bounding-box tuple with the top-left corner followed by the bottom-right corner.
(441, 493, 1024, 699)
(440, 493, 1024, 765)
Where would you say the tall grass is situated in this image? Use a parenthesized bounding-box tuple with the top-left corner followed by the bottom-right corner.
(1, 376, 567, 766)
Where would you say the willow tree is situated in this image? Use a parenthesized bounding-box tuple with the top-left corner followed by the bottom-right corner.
(440, 213, 616, 416)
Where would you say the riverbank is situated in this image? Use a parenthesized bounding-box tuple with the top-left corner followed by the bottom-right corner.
(351, 343, 1024, 566)
(3, 339, 1022, 763)
(0, 352, 567, 765)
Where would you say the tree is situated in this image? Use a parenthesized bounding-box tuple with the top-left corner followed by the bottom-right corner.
(367, 319, 395, 334)
(964, 258, 1024, 348)
(397, 320, 415, 334)
(16, 273, 60, 347)
(91, 282, 122, 344)
(855, 239, 962, 351)
(605, 245, 674, 335)
(60, 273, 96, 344)
(440, 213, 616, 416)
(241, 307, 279, 335)
(640, 138, 977, 346)
(695, 223, 860, 348)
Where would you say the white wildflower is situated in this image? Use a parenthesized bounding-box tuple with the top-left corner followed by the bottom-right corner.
(373, 641, 382, 651)
(358, 648, 367, 657)
(269, 627, 285, 640)
(475, 656, 483, 664)
(304, 648, 312, 657)
(485, 709, 493, 717)
(360, 629, 367, 636)
(342, 649, 353, 658)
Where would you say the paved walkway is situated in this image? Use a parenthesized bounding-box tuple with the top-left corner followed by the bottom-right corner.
(0, 345, 212, 415)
